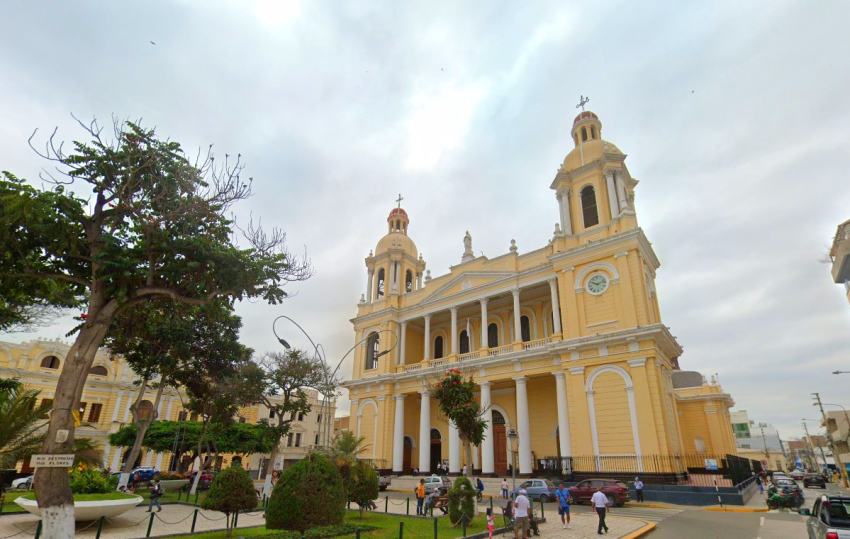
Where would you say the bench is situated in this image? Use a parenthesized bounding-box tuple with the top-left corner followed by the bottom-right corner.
(429, 496, 449, 514)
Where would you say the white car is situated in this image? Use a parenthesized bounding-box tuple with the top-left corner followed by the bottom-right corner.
(12, 476, 33, 489)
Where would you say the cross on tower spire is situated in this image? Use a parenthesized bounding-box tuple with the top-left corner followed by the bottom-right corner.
(396, 193, 404, 209)
(576, 95, 590, 111)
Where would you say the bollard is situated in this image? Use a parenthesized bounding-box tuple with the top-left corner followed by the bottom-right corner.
(433, 517, 438, 539)
(490, 497, 493, 512)
(191, 508, 199, 533)
(385, 496, 389, 513)
(399, 522, 404, 539)
(462, 514, 467, 537)
(177, 489, 181, 502)
(34, 521, 42, 539)
(145, 512, 155, 537)
(95, 516, 105, 539)
(540, 500, 544, 519)
(406, 497, 410, 515)
(233, 510, 239, 529)
(355, 527, 361, 539)
(194, 490, 200, 505)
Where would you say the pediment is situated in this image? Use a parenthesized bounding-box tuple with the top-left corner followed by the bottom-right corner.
(422, 271, 516, 304)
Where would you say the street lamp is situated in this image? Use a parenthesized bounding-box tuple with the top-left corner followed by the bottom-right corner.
(833, 371, 850, 375)
(507, 429, 519, 497)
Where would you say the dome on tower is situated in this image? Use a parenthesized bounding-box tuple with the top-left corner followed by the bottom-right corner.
(561, 111, 623, 173)
(375, 207, 418, 258)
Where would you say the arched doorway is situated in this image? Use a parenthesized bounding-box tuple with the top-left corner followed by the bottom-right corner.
(430, 428, 442, 472)
(403, 436, 413, 472)
(492, 411, 507, 476)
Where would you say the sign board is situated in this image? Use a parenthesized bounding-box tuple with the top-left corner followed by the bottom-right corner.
(704, 458, 719, 471)
(31, 454, 75, 468)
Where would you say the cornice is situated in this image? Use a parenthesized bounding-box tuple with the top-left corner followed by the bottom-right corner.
(549, 153, 628, 190)
(549, 228, 660, 271)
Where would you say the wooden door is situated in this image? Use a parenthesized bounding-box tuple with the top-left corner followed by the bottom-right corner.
(494, 425, 507, 476)
(403, 444, 412, 472)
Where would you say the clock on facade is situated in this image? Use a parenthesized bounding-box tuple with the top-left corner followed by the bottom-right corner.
(586, 274, 609, 295)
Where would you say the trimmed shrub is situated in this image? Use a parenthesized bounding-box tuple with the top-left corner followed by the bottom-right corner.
(69, 468, 117, 494)
(202, 464, 258, 537)
(447, 475, 475, 525)
(266, 453, 346, 532)
(348, 460, 379, 518)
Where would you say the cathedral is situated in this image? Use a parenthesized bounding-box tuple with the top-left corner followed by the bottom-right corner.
(341, 110, 737, 481)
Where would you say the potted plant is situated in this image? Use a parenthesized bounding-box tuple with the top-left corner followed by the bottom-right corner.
(15, 469, 142, 521)
(157, 472, 190, 492)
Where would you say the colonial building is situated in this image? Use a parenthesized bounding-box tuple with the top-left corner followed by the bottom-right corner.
(0, 339, 333, 476)
(343, 110, 737, 480)
(830, 218, 850, 306)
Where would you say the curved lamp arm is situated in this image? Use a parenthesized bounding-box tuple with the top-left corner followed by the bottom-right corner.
(329, 328, 399, 382)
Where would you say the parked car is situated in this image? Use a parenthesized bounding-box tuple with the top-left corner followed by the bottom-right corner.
(510, 479, 558, 502)
(422, 475, 452, 495)
(378, 474, 392, 491)
(804, 474, 828, 489)
(186, 470, 215, 490)
(130, 467, 159, 482)
(12, 476, 33, 489)
(799, 495, 850, 538)
(568, 479, 631, 507)
(791, 469, 807, 480)
(774, 477, 803, 496)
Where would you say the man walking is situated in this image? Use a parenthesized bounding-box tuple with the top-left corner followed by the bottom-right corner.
(415, 479, 426, 516)
(555, 481, 571, 529)
(513, 489, 530, 539)
(501, 478, 509, 499)
(146, 479, 163, 513)
(634, 477, 644, 503)
(590, 486, 610, 535)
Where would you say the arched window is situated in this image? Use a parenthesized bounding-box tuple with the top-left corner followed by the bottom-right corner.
(430, 428, 441, 440)
(136, 400, 154, 421)
(89, 366, 108, 377)
(580, 185, 599, 228)
(581, 127, 588, 141)
(520, 316, 531, 342)
(365, 332, 380, 370)
(40, 355, 60, 369)
(376, 269, 385, 299)
(487, 323, 499, 348)
(434, 336, 444, 359)
(590, 126, 597, 139)
(492, 411, 506, 425)
(459, 330, 470, 354)
(405, 270, 413, 293)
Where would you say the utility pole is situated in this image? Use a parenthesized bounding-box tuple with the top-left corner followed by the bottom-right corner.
(802, 422, 825, 470)
(759, 424, 772, 466)
(813, 392, 850, 487)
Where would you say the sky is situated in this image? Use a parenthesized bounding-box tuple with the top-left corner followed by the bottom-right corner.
(2, 0, 850, 441)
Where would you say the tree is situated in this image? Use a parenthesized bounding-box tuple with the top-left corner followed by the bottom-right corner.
(201, 464, 258, 538)
(0, 118, 311, 537)
(103, 298, 247, 486)
(327, 431, 368, 461)
(432, 369, 487, 480)
(252, 349, 327, 498)
(447, 475, 476, 525)
(348, 459, 379, 519)
(266, 453, 345, 532)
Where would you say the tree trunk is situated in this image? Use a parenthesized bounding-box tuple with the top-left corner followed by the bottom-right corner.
(462, 439, 474, 479)
(261, 432, 284, 499)
(119, 376, 168, 488)
(190, 421, 212, 495)
(34, 301, 118, 539)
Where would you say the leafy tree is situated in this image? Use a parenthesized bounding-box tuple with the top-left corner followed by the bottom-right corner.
(447, 475, 476, 525)
(327, 431, 368, 461)
(348, 459, 379, 519)
(201, 464, 258, 537)
(0, 118, 310, 537)
(252, 349, 326, 498)
(266, 453, 345, 532)
(432, 368, 486, 479)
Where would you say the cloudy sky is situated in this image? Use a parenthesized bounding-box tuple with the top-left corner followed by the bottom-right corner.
(2, 0, 849, 441)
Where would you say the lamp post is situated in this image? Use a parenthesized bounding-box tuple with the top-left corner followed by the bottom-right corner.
(507, 429, 519, 497)
(833, 371, 850, 375)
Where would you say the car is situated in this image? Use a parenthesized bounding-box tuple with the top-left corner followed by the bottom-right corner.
(568, 479, 631, 507)
(791, 469, 807, 480)
(422, 475, 452, 495)
(804, 474, 828, 489)
(130, 467, 159, 482)
(12, 476, 33, 489)
(774, 477, 803, 495)
(186, 470, 215, 490)
(378, 474, 392, 491)
(510, 479, 558, 502)
(799, 495, 850, 538)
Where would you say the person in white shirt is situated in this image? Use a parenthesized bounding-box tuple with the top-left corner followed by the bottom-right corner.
(501, 478, 509, 499)
(590, 487, 610, 535)
(634, 477, 644, 503)
(513, 489, 531, 539)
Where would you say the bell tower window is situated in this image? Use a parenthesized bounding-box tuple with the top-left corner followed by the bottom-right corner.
(581, 127, 588, 141)
(365, 332, 380, 370)
(376, 268, 385, 298)
(580, 185, 599, 228)
(405, 270, 413, 293)
(590, 126, 597, 139)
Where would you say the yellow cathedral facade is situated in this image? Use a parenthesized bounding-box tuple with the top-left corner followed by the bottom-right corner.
(342, 110, 737, 480)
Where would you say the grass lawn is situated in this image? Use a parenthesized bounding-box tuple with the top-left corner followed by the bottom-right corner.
(168, 511, 490, 539)
(1, 491, 29, 512)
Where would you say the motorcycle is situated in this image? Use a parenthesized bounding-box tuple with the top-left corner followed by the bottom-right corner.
(766, 485, 804, 510)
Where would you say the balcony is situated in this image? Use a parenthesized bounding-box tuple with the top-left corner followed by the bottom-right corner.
(831, 219, 850, 284)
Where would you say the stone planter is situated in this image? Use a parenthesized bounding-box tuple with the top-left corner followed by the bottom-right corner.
(14, 495, 143, 521)
(158, 479, 190, 492)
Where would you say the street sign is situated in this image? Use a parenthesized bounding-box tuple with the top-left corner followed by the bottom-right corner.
(704, 458, 719, 471)
(31, 454, 75, 468)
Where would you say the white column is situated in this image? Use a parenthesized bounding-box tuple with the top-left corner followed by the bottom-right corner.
(553, 372, 572, 464)
(450, 306, 459, 355)
(616, 173, 629, 212)
(164, 396, 175, 421)
(111, 444, 123, 471)
(366, 269, 374, 304)
(417, 272, 423, 289)
(418, 391, 431, 473)
(103, 443, 111, 469)
(548, 277, 562, 335)
(145, 451, 154, 467)
(423, 314, 432, 360)
(449, 420, 461, 473)
(606, 171, 620, 219)
(392, 395, 406, 473)
(512, 289, 522, 343)
(480, 298, 489, 349)
(559, 190, 573, 235)
(399, 322, 407, 365)
(111, 391, 124, 422)
(514, 376, 533, 474)
(155, 452, 164, 470)
(480, 381, 494, 475)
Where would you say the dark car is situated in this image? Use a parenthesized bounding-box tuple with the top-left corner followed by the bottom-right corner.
(774, 477, 803, 495)
(568, 479, 631, 507)
(804, 474, 827, 489)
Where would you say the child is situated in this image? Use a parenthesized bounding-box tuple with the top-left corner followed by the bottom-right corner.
(486, 507, 495, 539)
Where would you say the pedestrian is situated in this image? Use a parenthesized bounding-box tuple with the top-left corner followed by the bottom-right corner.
(477, 477, 485, 499)
(132, 471, 141, 490)
(486, 507, 495, 538)
(501, 478, 509, 499)
(415, 478, 426, 516)
(508, 463, 513, 476)
(412, 467, 418, 477)
(462, 464, 467, 476)
(634, 477, 644, 503)
(590, 486, 610, 535)
(555, 481, 572, 529)
(755, 473, 763, 494)
(146, 479, 163, 513)
(513, 489, 531, 539)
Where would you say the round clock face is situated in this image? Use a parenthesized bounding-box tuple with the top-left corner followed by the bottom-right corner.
(586, 274, 609, 295)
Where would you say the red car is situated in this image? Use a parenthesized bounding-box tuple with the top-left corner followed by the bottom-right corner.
(568, 479, 631, 507)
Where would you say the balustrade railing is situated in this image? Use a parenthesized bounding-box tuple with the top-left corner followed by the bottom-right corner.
(458, 351, 480, 361)
(523, 337, 550, 350)
(403, 364, 422, 372)
(488, 344, 512, 357)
